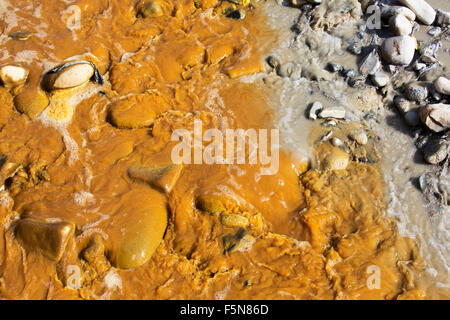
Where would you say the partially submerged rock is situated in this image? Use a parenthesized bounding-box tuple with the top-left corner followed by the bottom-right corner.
(419, 103, 450, 132)
(109, 96, 157, 129)
(0, 65, 29, 87)
(15, 219, 74, 262)
(128, 164, 183, 193)
(381, 36, 417, 65)
(44, 61, 102, 90)
(14, 87, 49, 118)
(137, 0, 163, 18)
(110, 198, 168, 269)
(318, 106, 346, 119)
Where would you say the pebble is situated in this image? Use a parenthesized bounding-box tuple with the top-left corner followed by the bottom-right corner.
(0, 65, 29, 87)
(394, 96, 413, 114)
(138, 0, 163, 18)
(389, 14, 412, 36)
(318, 106, 346, 119)
(308, 101, 323, 120)
(359, 49, 381, 76)
(371, 71, 390, 87)
(44, 61, 95, 90)
(327, 62, 342, 73)
(14, 87, 49, 118)
(109, 95, 157, 129)
(111, 192, 168, 269)
(434, 77, 450, 95)
(220, 214, 249, 228)
(413, 61, 426, 71)
(427, 27, 441, 37)
(380, 5, 416, 21)
(343, 69, 356, 78)
(324, 148, 349, 171)
(405, 83, 428, 103)
(349, 131, 368, 145)
(404, 110, 420, 126)
(347, 43, 362, 55)
(436, 9, 450, 26)
(422, 136, 449, 164)
(15, 219, 74, 262)
(419, 103, 450, 132)
(128, 164, 183, 193)
(398, 0, 436, 25)
(331, 137, 344, 148)
(381, 36, 417, 65)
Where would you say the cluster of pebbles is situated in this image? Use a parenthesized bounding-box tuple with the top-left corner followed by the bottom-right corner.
(267, 0, 449, 168)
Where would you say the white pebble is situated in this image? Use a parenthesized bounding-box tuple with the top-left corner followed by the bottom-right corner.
(0, 65, 29, 87)
(381, 36, 417, 65)
(398, 0, 436, 25)
(389, 14, 413, 35)
(371, 71, 390, 87)
(318, 106, 346, 119)
(434, 77, 450, 95)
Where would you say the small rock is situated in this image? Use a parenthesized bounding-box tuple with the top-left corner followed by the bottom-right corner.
(405, 83, 428, 103)
(343, 69, 356, 78)
(324, 148, 349, 171)
(0, 65, 29, 87)
(318, 106, 346, 119)
(44, 61, 96, 90)
(427, 27, 441, 36)
(349, 131, 368, 145)
(308, 101, 323, 120)
(419, 40, 441, 61)
(371, 71, 390, 87)
(413, 61, 426, 71)
(422, 136, 449, 164)
(394, 96, 413, 114)
(434, 77, 450, 95)
(380, 5, 416, 21)
(404, 110, 420, 126)
(15, 219, 74, 262)
(128, 164, 183, 193)
(347, 43, 362, 55)
(138, 0, 163, 18)
(398, 0, 436, 25)
(220, 214, 249, 228)
(389, 14, 412, 36)
(327, 62, 342, 73)
(14, 87, 49, 118)
(359, 49, 381, 76)
(331, 137, 344, 148)
(419, 103, 450, 132)
(436, 9, 450, 26)
(381, 36, 417, 65)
